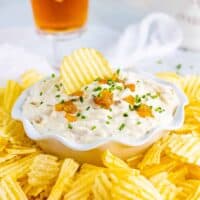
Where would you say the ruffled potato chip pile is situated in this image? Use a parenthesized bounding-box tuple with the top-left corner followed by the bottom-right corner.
(0, 66, 200, 199)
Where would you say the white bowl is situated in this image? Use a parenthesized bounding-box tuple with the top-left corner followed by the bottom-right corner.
(12, 72, 188, 165)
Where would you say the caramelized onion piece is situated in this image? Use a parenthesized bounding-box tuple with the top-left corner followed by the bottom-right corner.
(137, 104, 153, 118)
(123, 95, 135, 105)
(93, 89, 113, 109)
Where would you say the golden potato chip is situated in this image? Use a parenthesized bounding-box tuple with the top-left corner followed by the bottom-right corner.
(0, 176, 27, 200)
(111, 172, 162, 200)
(0, 137, 8, 151)
(0, 153, 16, 164)
(156, 72, 182, 87)
(126, 152, 144, 167)
(92, 172, 112, 200)
(28, 154, 60, 187)
(60, 48, 113, 94)
(141, 156, 179, 178)
(0, 153, 36, 179)
(168, 166, 188, 184)
(0, 88, 4, 106)
(165, 133, 200, 166)
(138, 142, 164, 170)
(48, 159, 79, 200)
(3, 80, 22, 113)
(21, 69, 43, 89)
(102, 150, 130, 169)
(0, 108, 10, 128)
(180, 75, 200, 101)
(64, 171, 98, 200)
(150, 172, 181, 200)
(6, 146, 38, 155)
(176, 179, 200, 199)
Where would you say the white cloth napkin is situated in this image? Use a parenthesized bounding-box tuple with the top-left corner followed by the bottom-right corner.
(107, 13, 182, 68)
(0, 44, 53, 86)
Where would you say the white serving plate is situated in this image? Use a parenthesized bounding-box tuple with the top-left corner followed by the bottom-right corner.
(12, 72, 188, 165)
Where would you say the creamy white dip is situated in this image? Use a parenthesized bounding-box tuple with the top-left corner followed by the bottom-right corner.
(22, 72, 179, 144)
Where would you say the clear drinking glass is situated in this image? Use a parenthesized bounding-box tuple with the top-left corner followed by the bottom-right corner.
(31, 0, 89, 67)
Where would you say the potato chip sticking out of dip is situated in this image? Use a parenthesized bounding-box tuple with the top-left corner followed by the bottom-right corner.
(60, 48, 113, 94)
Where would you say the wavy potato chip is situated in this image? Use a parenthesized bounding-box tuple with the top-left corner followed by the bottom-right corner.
(150, 172, 181, 200)
(64, 171, 98, 200)
(92, 172, 112, 200)
(60, 48, 113, 94)
(165, 133, 200, 165)
(0, 176, 27, 200)
(21, 69, 43, 89)
(3, 80, 22, 113)
(138, 142, 164, 169)
(48, 159, 79, 200)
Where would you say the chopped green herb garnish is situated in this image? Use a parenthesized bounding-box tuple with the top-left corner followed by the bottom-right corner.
(176, 64, 182, 70)
(119, 123, 125, 131)
(71, 99, 77, 102)
(136, 121, 141, 125)
(135, 95, 141, 104)
(116, 69, 120, 74)
(156, 60, 162, 64)
(81, 115, 86, 119)
(106, 121, 110, 125)
(93, 86, 102, 92)
(107, 79, 114, 85)
(107, 115, 112, 119)
(95, 77, 100, 81)
(56, 94, 60, 98)
(151, 94, 158, 99)
(80, 96, 84, 103)
(51, 73, 55, 78)
(40, 101, 43, 105)
(129, 105, 135, 111)
(39, 92, 43, 96)
(76, 112, 81, 117)
(155, 107, 165, 113)
(91, 126, 96, 130)
(116, 86, 123, 91)
(123, 113, 128, 117)
(109, 108, 112, 112)
(60, 99, 65, 104)
(86, 106, 90, 111)
(84, 86, 88, 91)
(68, 124, 73, 129)
(59, 83, 63, 86)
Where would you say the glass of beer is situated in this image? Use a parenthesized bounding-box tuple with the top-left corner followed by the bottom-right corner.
(30, 0, 89, 67)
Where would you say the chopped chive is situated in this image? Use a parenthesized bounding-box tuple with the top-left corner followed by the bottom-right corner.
(123, 113, 128, 117)
(107, 80, 114, 85)
(68, 124, 73, 129)
(106, 121, 110, 125)
(86, 106, 90, 111)
(116, 69, 120, 75)
(39, 92, 43, 96)
(51, 73, 55, 78)
(135, 95, 141, 104)
(119, 123, 125, 131)
(156, 60, 162, 64)
(59, 83, 63, 86)
(95, 77, 100, 81)
(76, 112, 81, 117)
(116, 86, 123, 91)
(136, 121, 141, 125)
(80, 96, 84, 103)
(84, 86, 88, 90)
(81, 115, 86, 119)
(107, 115, 112, 119)
(155, 107, 165, 113)
(91, 126, 96, 130)
(55, 94, 60, 98)
(60, 99, 65, 104)
(109, 108, 112, 112)
(93, 86, 102, 92)
(176, 64, 182, 70)
(129, 105, 135, 111)
(40, 101, 43, 105)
